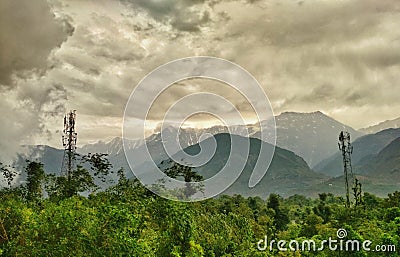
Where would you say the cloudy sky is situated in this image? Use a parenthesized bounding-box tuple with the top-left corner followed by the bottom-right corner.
(1, 0, 399, 156)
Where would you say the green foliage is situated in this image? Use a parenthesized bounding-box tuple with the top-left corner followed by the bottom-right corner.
(386, 191, 400, 207)
(313, 193, 332, 223)
(0, 159, 399, 256)
(24, 161, 45, 201)
(267, 193, 289, 232)
(45, 165, 97, 200)
(43, 153, 114, 200)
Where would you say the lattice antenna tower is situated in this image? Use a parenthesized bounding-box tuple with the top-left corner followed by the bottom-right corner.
(338, 131, 354, 208)
(61, 110, 77, 177)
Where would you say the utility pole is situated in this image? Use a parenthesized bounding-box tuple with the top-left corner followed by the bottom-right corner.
(61, 110, 77, 177)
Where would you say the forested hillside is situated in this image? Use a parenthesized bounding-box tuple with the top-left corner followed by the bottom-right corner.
(1, 160, 399, 256)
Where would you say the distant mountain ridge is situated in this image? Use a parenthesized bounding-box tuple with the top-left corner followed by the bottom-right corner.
(360, 117, 400, 134)
(85, 111, 363, 168)
(14, 111, 364, 176)
(78, 137, 144, 156)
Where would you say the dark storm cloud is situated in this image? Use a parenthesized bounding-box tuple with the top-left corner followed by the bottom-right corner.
(0, 0, 73, 86)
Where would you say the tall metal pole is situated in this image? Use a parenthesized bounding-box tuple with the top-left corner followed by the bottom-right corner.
(338, 131, 353, 208)
(61, 110, 77, 177)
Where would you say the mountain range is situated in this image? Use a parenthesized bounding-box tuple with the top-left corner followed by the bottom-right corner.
(94, 111, 364, 171)
(3, 111, 399, 198)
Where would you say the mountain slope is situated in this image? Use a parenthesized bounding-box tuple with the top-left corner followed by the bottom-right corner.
(356, 137, 400, 180)
(160, 133, 326, 198)
(13, 145, 64, 174)
(9, 145, 64, 185)
(314, 128, 400, 176)
(253, 111, 363, 167)
(307, 137, 400, 198)
(9, 145, 119, 188)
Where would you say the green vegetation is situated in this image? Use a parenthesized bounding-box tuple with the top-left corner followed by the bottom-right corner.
(0, 160, 399, 256)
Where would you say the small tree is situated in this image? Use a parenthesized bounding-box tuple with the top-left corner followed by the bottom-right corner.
(45, 153, 113, 200)
(164, 161, 203, 198)
(313, 193, 332, 223)
(386, 191, 400, 208)
(25, 161, 45, 201)
(267, 193, 289, 232)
